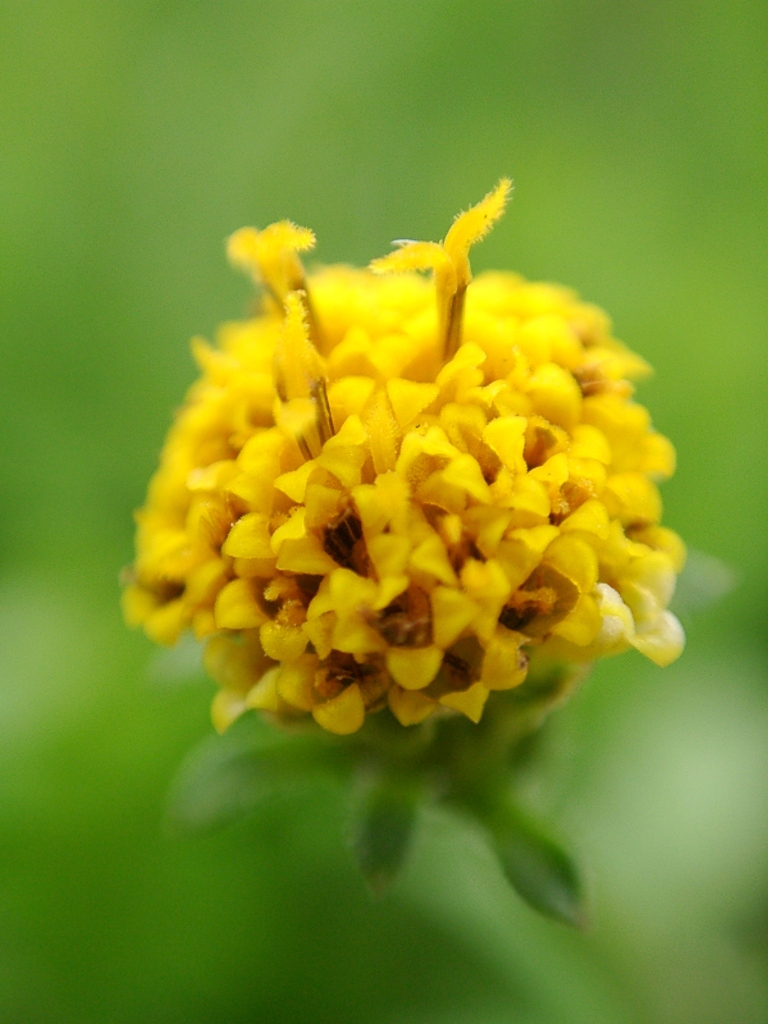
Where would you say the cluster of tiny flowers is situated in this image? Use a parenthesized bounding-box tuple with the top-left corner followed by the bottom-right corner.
(123, 181, 685, 736)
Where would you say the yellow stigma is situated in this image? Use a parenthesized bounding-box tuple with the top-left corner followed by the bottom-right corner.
(124, 181, 684, 738)
(273, 292, 334, 459)
(227, 220, 315, 301)
(227, 220, 323, 345)
(371, 177, 511, 358)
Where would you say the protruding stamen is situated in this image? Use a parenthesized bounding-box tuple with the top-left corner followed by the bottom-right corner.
(443, 287, 466, 362)
(274, 292, 334, 459)
(227, 220, 324, 346)
(371, 241, 456, 359)
(371, 179, 512, 360)
(311, 377, 334, 447)
(443, 178, 511, 290)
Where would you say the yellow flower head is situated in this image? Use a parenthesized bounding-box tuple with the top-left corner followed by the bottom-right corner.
(123, 181, 685, 737)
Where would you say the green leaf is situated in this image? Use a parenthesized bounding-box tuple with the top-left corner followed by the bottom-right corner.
(487, 801, 587, 928)
(166, 718, 331, 833)
(350, 779, 419, 896)
(167, 730, 274, 833)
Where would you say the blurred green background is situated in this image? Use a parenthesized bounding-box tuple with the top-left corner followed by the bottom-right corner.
(1, 1, 767, 1021)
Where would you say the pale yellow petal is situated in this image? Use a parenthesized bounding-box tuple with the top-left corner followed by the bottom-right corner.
(386, 646, 444, 691)
(312, 684, 365, 735)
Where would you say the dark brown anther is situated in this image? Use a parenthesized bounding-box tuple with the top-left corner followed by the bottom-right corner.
(322, 508, 366, 572)
(446, 536, 485, 574)
(524, 423, 560, 469)
(573, 364, 608, 397)
(549, 480, 593, 525)
(310, 377, 335, 446)
(294, 574, 323, 604)
(124, 571, 185, 610)
(499, 598, 547, 632)
(357, 669, 390, 712)
(313, 670, 345, 701)
(443, 285, 467, 360)
(149, 579, 186, 603)
(372, 586, 432, 648)
(314, 650, 362, 701)
(572, 363, 632, 399)
(315, 651, 388, 711)
(500, 564, 579, 637)
(423, 637, 483, 699)
(442, 650, 471, 683)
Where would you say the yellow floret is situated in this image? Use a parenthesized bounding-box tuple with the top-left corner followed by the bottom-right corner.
(124, 181, 685, 737)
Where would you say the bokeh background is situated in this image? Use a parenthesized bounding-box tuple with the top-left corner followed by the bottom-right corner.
(2, 2, 767, 1021)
